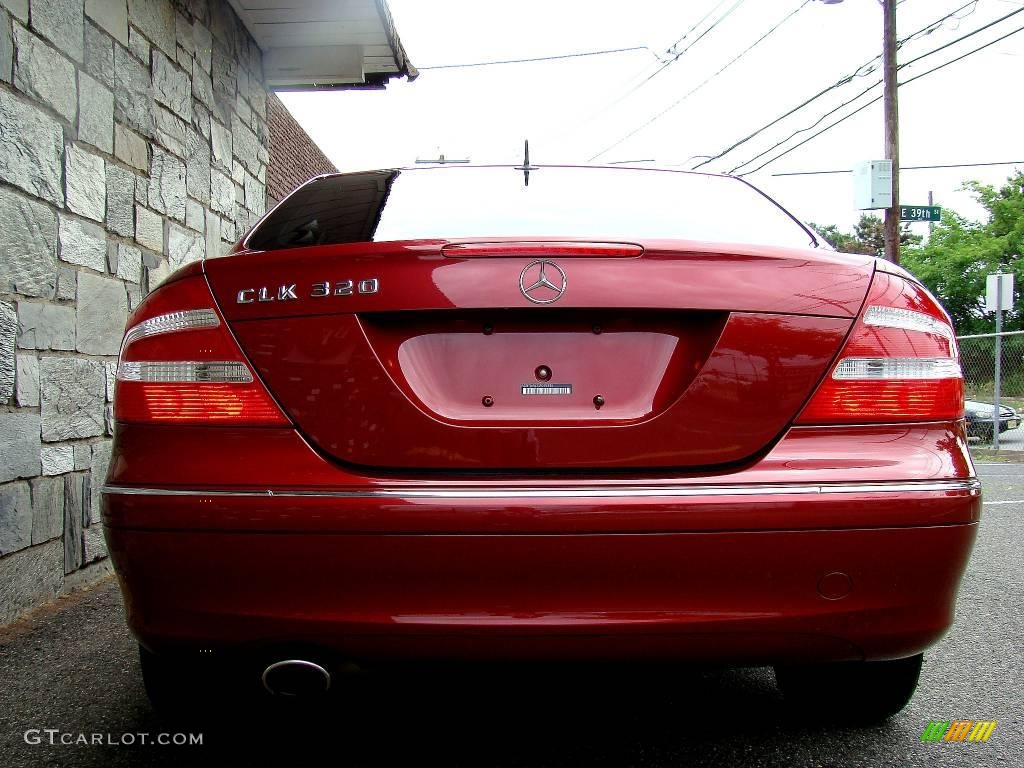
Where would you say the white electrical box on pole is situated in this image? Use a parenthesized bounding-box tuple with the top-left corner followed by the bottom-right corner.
(853, 160, 893, 210)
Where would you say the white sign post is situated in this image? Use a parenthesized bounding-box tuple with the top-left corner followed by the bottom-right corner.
(986, 273, 1014, 449)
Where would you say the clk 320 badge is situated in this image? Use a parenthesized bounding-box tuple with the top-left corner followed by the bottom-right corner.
(236, 279, 379, 303)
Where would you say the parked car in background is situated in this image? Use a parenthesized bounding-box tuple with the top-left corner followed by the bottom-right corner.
(965, 400, 1021, 440)
(102, 165, 979, 724)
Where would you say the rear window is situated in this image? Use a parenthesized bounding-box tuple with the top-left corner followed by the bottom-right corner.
(245, 166, 816, 251)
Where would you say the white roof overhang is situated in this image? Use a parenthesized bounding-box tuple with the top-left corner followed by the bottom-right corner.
(227, 0, 417, 90)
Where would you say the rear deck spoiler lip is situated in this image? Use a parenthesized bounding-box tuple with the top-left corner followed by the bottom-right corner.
(216, 237, 875, 267)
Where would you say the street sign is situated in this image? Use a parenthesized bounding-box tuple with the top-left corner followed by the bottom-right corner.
(985, 273, 1014, 313)
(900, 205, 941, 222)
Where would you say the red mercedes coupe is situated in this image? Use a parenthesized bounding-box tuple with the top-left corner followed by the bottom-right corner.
(102, 166, 979, 720)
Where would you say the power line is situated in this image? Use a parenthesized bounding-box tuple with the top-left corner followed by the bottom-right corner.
(691, 1, 980, 171)
(642, 0, 750, 88)
(772, 160, 1024, 176)
(696, 1, 981, 171)
(727, 4, 1021, 174)
(589, 0, 812, 162)
(416, 46, 656, 70)
(736, 22, 1024, 176)
(585, 0, 751, 123)
(664, 0, 750, 61)
(730, 11, 1024, 175)
(666, 0, 736, 54)
(728, 78, 881, 174)
(889, 3, 1017, 66)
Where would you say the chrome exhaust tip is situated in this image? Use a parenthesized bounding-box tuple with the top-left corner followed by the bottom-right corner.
(261, 659, 332, 697)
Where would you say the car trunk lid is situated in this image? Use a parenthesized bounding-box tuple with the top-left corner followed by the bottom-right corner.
(204, 239, 871, 471)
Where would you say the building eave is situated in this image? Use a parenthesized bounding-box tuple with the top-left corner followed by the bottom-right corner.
(227, 0, 417, 90)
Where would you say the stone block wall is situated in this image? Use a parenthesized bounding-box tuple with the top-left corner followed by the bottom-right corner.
(0, 0, 272, 624)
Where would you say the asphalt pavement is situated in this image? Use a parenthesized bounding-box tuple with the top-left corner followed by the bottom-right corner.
(1, 464, 1020, 768)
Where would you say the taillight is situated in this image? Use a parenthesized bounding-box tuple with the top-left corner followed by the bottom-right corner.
(796, 270, 963, 424)
(114, 275, 288, 425)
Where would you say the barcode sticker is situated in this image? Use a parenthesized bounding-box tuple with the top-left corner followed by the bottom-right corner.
(521, 384, 573, 395)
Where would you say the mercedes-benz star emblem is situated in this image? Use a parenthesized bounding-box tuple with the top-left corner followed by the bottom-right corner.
(519, 260, 567, 304)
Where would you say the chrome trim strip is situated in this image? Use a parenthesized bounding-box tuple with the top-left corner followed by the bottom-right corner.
(101, 479, 981, 500)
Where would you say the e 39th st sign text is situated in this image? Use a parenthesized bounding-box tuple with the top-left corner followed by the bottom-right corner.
(900, 205, 941, 222)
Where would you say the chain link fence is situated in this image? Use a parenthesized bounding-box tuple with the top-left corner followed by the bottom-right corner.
(957, 331, 1024, 447)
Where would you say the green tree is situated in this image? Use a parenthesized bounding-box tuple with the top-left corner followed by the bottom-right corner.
(809, 222, 873, 254)
(852, 214, 922, 256)
(901, 172, 1023, 334)
(810, 214, 920, 256)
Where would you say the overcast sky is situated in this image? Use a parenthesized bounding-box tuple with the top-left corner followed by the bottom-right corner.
(279, 0, 1024, 232)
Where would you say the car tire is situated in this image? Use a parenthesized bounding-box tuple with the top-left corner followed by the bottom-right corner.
(139, 644, 204, 715)
(139, 645, 185, 712)
(774, 654, 923, 724)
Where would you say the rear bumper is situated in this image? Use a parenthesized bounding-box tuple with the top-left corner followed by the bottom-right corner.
(103, 478, 980, 665)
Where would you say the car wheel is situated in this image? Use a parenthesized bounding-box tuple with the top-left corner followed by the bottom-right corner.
(774, 654, 923, 724)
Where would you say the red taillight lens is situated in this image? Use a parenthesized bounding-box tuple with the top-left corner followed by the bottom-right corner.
(114, 276, 289, 426)
(796, 270, 964, 424)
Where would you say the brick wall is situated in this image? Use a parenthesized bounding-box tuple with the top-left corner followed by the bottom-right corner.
(0, 0, 272, 623)
(266, 91, 337, 205)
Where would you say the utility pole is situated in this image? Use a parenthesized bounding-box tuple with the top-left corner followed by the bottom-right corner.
(882, 0, 900, 264)
(928, 189, 934, 237)
(822, 0, 901, 260)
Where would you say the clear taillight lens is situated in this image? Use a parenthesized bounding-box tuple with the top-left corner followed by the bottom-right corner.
(796, 270, 964, 424)
(119, 308, 220, 350)
(114, 275, 288, 425)
(117, 361, 254, 383)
